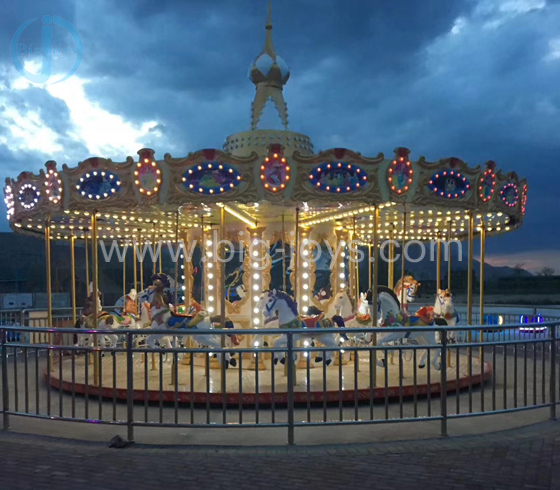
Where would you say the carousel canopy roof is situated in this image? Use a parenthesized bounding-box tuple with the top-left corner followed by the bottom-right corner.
(3, 8, 527, 246)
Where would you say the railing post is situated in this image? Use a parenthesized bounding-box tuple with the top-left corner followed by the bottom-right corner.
(126, 332, 134, 442)
(1, 329, 9, 430)
(440, 330, 448, 437)
(550, 324, 557, 420)
(287, 331, 295, 446)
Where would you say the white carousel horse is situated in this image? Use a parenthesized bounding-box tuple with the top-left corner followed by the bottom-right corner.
(142, 302, 239, 367)
(368, 287, 442, 370)
(328, 290, 375, 344)
(300, 288, 441, 370)
(433, 289, 459, 343)
(78, 286, 140, 348)
(256, 289, 347, 366)
(394, 275, 421, 314)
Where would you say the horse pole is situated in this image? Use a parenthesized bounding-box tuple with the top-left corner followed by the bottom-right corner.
(139, 228, 144, 292)
(122, 241, 126, 306)
(479, 220, 486, 357)
(152, 223, 157, 276)
(467, 211, 474, 376)
(282, 214, 287, 292)
(388, 224, 395, 289)
(219, 206, 227, 393)
(371, 205, 379, 388)
(436, 232, 442, 291)
(70, 232, 77, 349)
(45, 216, 54, 371)
(71, 232, 77, 327)
(91, 211, 100, 387)
(447, 220, 452, 291)
(400, 209, 407, 309)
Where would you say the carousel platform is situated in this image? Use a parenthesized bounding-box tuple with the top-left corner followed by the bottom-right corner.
(47, 351, 492, 406)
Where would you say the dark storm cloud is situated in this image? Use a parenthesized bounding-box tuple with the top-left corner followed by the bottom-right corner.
(0, 1, 78, 63)
(0, 0, 559, 264)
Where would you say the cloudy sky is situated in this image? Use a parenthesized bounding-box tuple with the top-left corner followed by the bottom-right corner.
(1, 0, 559, 272)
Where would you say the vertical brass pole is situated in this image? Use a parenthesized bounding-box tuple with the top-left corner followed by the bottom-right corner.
(400, 211, 407, 309)
(353, 217, 359, 299)
(152, 224, 157, 276)
(479, 221, 485, 323)
(436, 234, 442, 291)
(371, 208, 379, 327)
(220, 207, 226, 329)
(70, 234, 77, 326)
(84, 234, 89, 293)
(184, 230, 189, 305)
(159, 238, 163, 274)
(139, 229, 144, 291)
(282, 214, 287, 292)
(479, 220, 486, 354)
(219, 207, 227, 391)
(91, 212, 100, 386)
(467, 212, 474, 326)
(45, 217, 53, 369)
(174, 211, 180, 307)
(122, 242, 126, 301)
(133, 239, 138, 292)
(368, 245, 372, 291)
(371, 206, 379, 387)
(388, 227, 395, 289)
(447, 221, 452, 291)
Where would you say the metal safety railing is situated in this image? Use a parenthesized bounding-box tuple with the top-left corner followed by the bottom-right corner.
(1, 321, 559, 445)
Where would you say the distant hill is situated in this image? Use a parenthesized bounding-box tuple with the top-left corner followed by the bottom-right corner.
(398, 244, 532, 282)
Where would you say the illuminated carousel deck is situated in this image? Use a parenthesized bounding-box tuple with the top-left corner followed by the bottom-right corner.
(48, 352, 492, 406)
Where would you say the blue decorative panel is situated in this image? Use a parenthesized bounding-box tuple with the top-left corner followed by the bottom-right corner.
(308, 162, 367, 193)
(182, 163, 242, 194)
(428, 170, 470, 199)
(77, 171, 121, 200)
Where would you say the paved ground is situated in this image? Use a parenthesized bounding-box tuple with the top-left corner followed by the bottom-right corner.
(1, 421, 559, 489)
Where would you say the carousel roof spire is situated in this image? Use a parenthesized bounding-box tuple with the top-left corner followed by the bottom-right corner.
(264, 2, 275, 56)
(249, 2, 290, 130)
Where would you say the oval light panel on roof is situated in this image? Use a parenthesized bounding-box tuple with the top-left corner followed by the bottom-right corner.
(181, 162, 242, 195)
(18, 183, 41, 209)
(428, 170, 470, 199)
(77, 171, 121, 200)
(308, 162, 367, 193)
(501, 183, 519, 208)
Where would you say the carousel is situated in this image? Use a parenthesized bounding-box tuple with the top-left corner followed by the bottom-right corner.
(3, 7, 527, 405)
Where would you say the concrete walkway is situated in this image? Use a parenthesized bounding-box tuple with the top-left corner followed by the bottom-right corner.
(1, 421, 559, 489)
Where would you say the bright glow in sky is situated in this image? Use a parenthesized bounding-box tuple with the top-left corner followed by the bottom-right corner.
(4, 59, 159, 161)
(46, 78, 158, 157)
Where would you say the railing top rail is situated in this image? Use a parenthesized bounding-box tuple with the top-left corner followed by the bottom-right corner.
(0, 321, 558, 336)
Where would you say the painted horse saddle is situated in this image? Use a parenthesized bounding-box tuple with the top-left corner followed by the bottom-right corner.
(166, 312, 197, 329)
(301, 313, 324, 329)
(112, 312, 136, 326)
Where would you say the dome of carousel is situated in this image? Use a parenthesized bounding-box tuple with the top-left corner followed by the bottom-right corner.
(2, 5, 529, 410)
